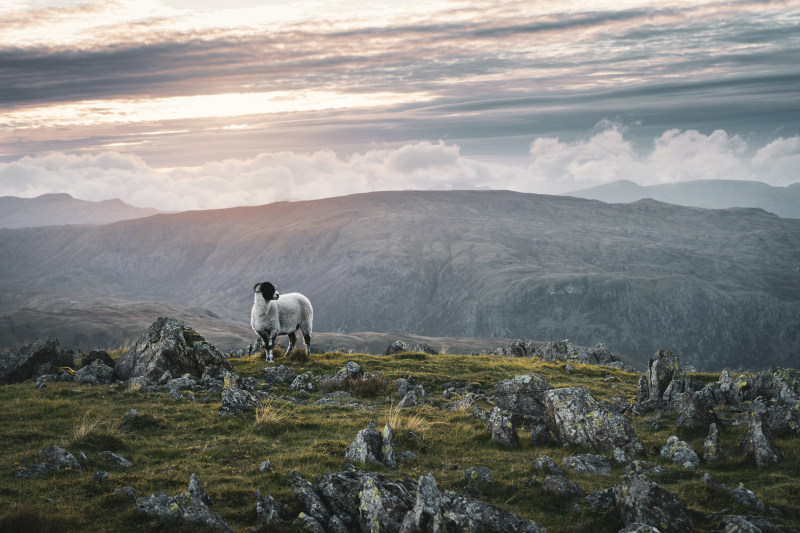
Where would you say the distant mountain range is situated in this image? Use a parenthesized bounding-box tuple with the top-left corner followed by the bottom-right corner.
(0, 193, 163, 228)
(565, 179, 800, 219)
(1, 190, 798, 370)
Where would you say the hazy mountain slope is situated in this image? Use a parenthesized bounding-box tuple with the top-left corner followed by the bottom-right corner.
(565, 179, 800, 219)
(0, 190, 798, 370)
(0, 193, 163, 228)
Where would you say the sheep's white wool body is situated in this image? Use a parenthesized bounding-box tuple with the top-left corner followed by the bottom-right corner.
(251, 283, 313, 363)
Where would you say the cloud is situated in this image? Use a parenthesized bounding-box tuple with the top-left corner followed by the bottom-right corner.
(1, 128, 798, 210)
(527, 125, 800, 191)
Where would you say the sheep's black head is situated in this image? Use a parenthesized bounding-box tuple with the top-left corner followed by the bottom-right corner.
(255, 282, 280, 301)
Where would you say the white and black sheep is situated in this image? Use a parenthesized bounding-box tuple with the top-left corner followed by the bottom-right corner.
(251, 282, 313, 363)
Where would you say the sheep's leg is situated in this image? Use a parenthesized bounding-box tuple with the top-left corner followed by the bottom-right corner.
(287, 331, 297, 354)
(266, 333, 278, 363)
(302, 330, 312, 354)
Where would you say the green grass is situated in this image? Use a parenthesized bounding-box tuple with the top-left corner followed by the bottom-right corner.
(0, 351, 798, 532)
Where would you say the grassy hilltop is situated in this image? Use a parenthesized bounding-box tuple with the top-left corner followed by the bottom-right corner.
(1, 349, 799, 532)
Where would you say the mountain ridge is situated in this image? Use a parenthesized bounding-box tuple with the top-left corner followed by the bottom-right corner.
(1, 189, 798, 370)
(0, 193, 164, 228)
(565, 179, 800, 219)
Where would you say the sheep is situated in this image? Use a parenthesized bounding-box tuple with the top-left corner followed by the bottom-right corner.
(251, 282, 313, 363)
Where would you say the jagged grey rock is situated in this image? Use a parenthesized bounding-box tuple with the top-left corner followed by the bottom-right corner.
(165, 374, 199, 391)
(40, 445, 82, 470)
(660, 436, 700, 469)
(263, 364, 297, 386)
(114, 318, 231, 382)
(381, 423, 397, 469)
(259, 459, 272, 473)
(533, 455, 564, 476)
(14, 461, 58, 479)
(254, 490, 283, 525)
(722, 515, 782, 533)
(742, 397, 782, 466)
(218, 386, 260, 416)
(648, 350, 683, 401)
(584, 487, 616, 510)
(487, 406, 520, 448)
(385, 340, 412, 355)
(76, 359, 115, 385)
(100, 451, 133, 467)
(702, 473, 766, 512)
(544, 386, 644, 457)
(134, 473, 233, 532)
(396, 375, 426, 399)
(492, 373, 553, 416)
(439, 490, 546, 532)
(0, 338, 72, 385)
(635, 375, 649, 404)
(291, 471, 332, 525)
(703, 423, 721, 462)
(464, 466, 492, 485)
(92, 471, 109, 483)
(413, 342, 438, 355)
(563, 454, 611, 475)
(290, 371, 315, 392)
(675, 388, 719, 430)
(542, 475, 585, 498)
(345, 420, 386, 467)
(320, 361, 363, 389)
(397, 390, 421, 409)
(399, 473, 445, 533)
(614, 473, 694, 533)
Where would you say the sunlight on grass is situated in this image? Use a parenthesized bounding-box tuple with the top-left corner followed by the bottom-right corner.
(384, 403, 432, 436)
(254, 397, 295, 429)
(71, 410, 124, 448)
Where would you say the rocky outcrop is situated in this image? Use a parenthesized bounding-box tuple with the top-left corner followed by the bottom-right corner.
(384, 340, 412, 355)
(487, 339, 620, 366)
(544, 386, 644, 458)
(675, 388, 718, 430)
(15, 445, 82, 479)
(703, 423, 721, 462)
(492, 373, 553, 417)
(659, 436, 700, 469)
(742, 397, 782, 466)
(563, 454, 611, 476)
(542, 475, 585, 498)
(344, 420, 397, 469)
(114, 318, 231, 382)
(487, 407, 520, 448)
(76, 359, 115, 385)
(614, 473, 694, 533)
(291, 468, 546, 533)
(0, 338, 73, 385)
(134, 474, 233, 532)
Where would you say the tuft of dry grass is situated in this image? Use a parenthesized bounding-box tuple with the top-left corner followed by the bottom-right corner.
(71, 411, 124, 448)
(287, 347, 310, 363)
(255, 397, 295, 429)
(384, 403, 432, 436)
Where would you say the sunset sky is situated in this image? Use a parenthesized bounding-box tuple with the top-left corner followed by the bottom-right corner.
(1, 0, 798, 210)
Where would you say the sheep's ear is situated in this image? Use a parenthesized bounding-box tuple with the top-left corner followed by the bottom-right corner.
(253, 283, 262, 293)
(260, 282, 277, 301)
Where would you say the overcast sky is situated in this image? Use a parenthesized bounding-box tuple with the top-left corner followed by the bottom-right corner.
(1, 0, 798, 210)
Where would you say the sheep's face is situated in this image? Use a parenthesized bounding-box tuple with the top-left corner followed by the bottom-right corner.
(255, 282, 280, 302)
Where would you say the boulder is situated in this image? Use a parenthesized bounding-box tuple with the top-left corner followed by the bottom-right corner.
(487, 407, 520, 448)
(254, 490, 284, 525)
(320, 361, 363, 389)
(721, 515, 782, 533)
(530, 423, 558, 447)
(218, 387, 261, 416)
(384, 340, 412, 355)
(263, 364, 297, 386)
(99, 451, 133, 467)
(563, 454, 611, 476)
(584, 488, 616, 510)
(76, 359, 115, 385)
(134, 474, 233, 532)
(742, 397, 782, 466)
(703, 423, 721, 463)
(533, 455, 564, 476)
(290, 371, 315, 392)
(413, 342, 438, 355)
(542, 475, 585, 498)
(675, 388, 719, 430)
(438, 490, 546, 532)
(80, 349, 115, 368)
(0, 338, 72, 385)
(613, 473, 694, 533)
(647, 349, 683, 401)
(399, 473, 446, 533)
(15, 445, 82, 478)
(397, 390, 421, 409)
(114, 318, 231, 382)
(537, 340, 620, 365)
(345, 420, 397, 468)
(464, 466, 492, 485)
(660, 436, 700, 469)
(544, 386, 644, 457)
(492, 374, 553, 417)
(397, 375, 426, 399)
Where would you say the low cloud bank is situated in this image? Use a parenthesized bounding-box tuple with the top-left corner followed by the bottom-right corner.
(2, 127, 798, 211)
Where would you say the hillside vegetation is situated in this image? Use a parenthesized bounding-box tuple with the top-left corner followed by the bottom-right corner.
(2, 348, 799, 532)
